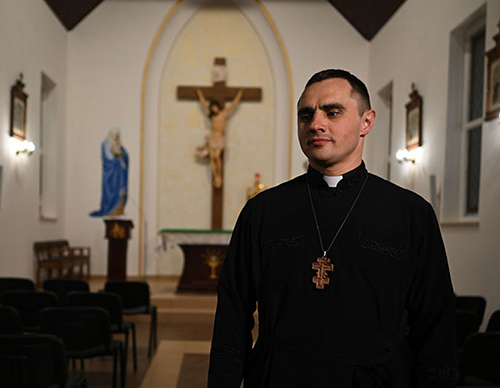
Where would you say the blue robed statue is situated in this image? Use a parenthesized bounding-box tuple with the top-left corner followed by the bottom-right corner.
(90, 128, 129, 217)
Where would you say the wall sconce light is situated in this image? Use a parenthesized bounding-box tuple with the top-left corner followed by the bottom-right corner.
(10, 137, 36, 155)
(396, 148, 416, 163)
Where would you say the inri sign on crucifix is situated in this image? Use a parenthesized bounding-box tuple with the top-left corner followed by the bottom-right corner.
(177, 58, 262, 229)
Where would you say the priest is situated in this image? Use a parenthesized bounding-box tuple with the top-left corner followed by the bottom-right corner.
(208, 69, 456, 387)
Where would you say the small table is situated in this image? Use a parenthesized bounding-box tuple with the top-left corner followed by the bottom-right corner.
(160, 229, 232, 293)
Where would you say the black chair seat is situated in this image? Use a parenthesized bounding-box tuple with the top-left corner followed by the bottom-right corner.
(458, 332, 500, 386)
(123, 305, 154, 314)
(0, 306, 23, 334)
(1, 290, 59, 332)
(0, 333, 86, 388)
(105, 280, 158, 357)
(43, 278, 90, 304)
(457, 309, 480, 348)
(40, 306, 125, 388)
(0, 277, 35, 298)
(68, 342, 121, 359)
(486, 309, 500, 332)
(456, 296, 487, 326)
(66, 291, 137, 373)
(111, 321, 134, 332)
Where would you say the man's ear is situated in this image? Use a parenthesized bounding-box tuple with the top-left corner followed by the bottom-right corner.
(360, 109, 376, 137)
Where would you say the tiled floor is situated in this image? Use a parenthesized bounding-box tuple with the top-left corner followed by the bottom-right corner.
(75, 277, 216, 388)
(140, 341, 211, 388)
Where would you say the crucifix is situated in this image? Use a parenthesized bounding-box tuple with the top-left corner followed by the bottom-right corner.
(177, 57, 262, 229)
(312, 257, 334, 290)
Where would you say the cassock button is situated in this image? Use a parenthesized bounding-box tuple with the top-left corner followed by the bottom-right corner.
(320, 189, 328, 196)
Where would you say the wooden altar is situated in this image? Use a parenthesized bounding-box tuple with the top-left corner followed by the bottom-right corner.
(160, 229, 232, 293)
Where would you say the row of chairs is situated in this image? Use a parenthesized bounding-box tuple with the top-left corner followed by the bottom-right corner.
(0, 306, 122, 388)
(0, 277, 157, 357)
(0, 333, 87, 388)
(0, 277, 158, 387)
(456, 295, 487, 348)
(0, 306, 121, 388)
(455, 295, 500, 387)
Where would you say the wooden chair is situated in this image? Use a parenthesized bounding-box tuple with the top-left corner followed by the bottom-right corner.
(33, 240, 91, 286)
(70, 246, 91, 281)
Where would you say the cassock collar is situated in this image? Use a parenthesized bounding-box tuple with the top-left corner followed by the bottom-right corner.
(306, 161, 368, 192)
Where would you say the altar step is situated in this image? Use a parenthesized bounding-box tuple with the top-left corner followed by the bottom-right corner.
(147, 275, 217, 313)
(89, 275, 217, 315)
(151, 292, 217, 313)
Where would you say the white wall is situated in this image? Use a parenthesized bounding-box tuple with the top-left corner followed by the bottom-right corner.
(263, 0, 370, 177)
(0, 0, 67, 278)
(2, 0, 499, 329)
(64, 0, 368, 276)
(366, 0, 500, 327)
(64, 0, 176, 277)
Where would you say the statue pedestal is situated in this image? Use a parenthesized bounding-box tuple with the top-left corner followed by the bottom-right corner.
(161, 229, 231, 294)
(105, 219, 134, 280)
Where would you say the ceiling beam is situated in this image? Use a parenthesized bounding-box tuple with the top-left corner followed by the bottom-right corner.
(43, 0, 104, 31)
(328, 0, 406, 40)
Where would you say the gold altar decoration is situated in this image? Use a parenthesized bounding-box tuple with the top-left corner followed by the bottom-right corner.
(201, 247, 225, 280)
(247, 173, 265, 200)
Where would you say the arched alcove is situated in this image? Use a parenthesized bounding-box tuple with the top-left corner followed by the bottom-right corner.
(140, 0, 292, 274)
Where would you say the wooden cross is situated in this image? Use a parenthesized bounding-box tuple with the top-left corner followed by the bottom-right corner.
(312, 257, 334, 290)
(177, 57, 262, 229)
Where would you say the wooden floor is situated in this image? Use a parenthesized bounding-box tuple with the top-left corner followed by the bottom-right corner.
(76, 277, 216, 388)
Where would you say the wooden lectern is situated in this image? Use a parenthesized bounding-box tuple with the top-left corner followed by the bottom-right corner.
(104, 219, 133, 280)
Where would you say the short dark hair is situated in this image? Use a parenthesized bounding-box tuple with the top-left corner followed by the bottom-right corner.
(300, 69, 371, 115)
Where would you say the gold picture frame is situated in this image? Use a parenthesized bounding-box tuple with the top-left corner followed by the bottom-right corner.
(10, 74, 28, 141)
(485, 20, 500, 121)
(405, 83, 423, 150)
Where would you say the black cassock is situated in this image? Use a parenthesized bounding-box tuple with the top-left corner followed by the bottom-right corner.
(208, 163, 456, 388)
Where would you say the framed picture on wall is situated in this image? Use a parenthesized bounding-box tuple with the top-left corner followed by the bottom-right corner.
(405, 83, 423, 150)
(485, 21, 500, 121)
(10, 73, 28, 141)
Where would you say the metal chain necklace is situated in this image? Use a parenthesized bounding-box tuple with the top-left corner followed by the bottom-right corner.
(306, 173, 368, 289)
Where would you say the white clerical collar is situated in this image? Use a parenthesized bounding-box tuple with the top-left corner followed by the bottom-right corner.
(323, 175, 343, 188)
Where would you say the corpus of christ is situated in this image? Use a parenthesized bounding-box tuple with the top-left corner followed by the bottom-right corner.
(177, 57, 262, 229)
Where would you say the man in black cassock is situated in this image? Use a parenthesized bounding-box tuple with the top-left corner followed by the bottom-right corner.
(208, 69, 457, 387)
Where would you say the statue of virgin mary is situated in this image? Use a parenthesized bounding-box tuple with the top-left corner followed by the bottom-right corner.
(90, 127, 129, 217)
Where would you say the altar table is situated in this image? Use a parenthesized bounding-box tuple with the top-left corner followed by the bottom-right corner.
(160, 229, 232, 293)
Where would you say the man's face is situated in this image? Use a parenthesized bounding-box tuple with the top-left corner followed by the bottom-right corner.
(297, 78, 374, 175)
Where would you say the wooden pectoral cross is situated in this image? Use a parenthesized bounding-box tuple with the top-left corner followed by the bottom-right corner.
(177, 57, 262, 230)
(312, 257, 334, 290)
